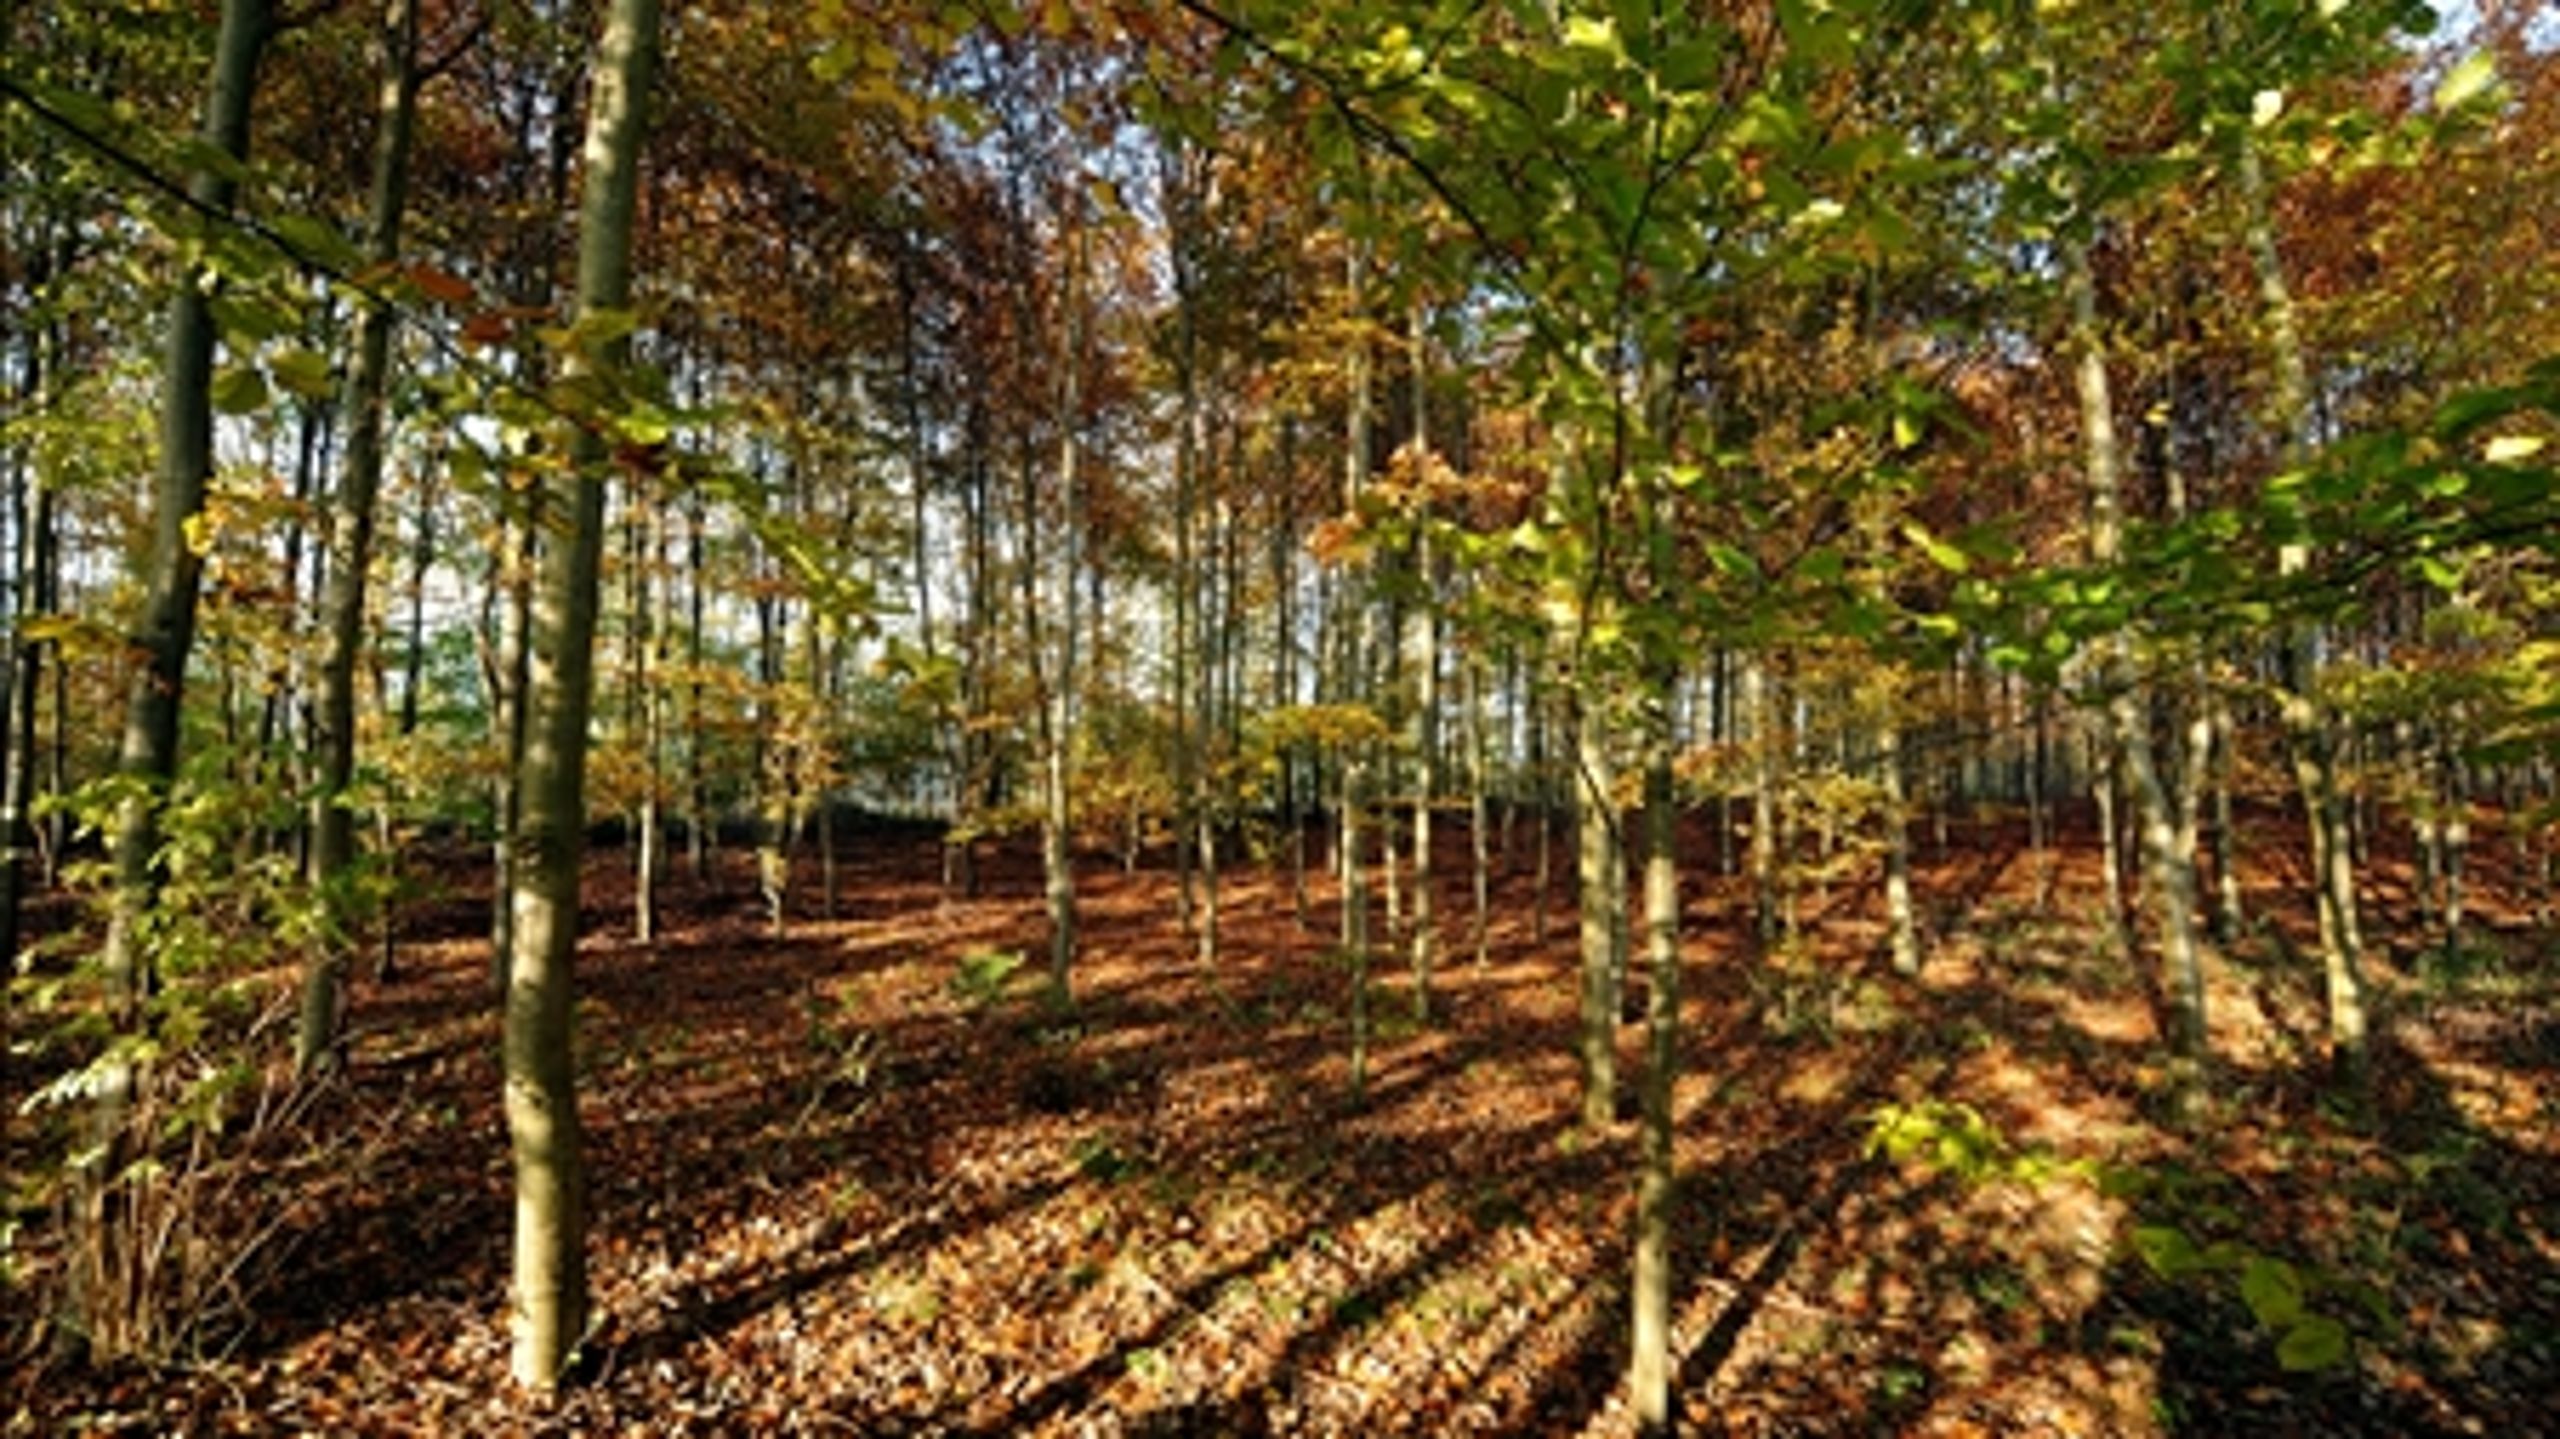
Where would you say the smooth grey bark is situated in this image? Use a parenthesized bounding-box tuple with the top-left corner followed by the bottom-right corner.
(1575, 678, 1623, 1131)
(1197, 484, 1225, 972)
(1168, 149, 1203, 937)
(2208, 689, 2245, 941)
(634, 492, 663, 943)
(1406, 305, 1437, 1021)
(492, 30, 580, 991)
(1745, 658, 1778, 946)
(754, 578, 789, 935)
(2238, 133, 2368, 1079)
(1336, 219, 1372, 959)
(2068, 234, 2209, 1065)
(1628, 671, 1680, 1437)
(491, 503, 533, 988)
(2090, 717, 2128, 947)
(503, 0, 659, 1389)
(1033, 222, 1081, 1001)
(1465, 650, 1492, 971)
(1879, 707, 1920, 976)
(1531, 670, 1552, 947)
(1337, 221, 1374, 1099)
(684, 491, 708, 876)
(298, 0, 423, 1074)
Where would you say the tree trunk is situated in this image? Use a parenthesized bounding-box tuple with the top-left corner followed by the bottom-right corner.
(685, 492, 709, 877)
(1532, 673, 1552, 947)
(2209, 689, 2245, 941)
(0, 236, 57, 981)
(1880, 705, 1920, 976)
(1406, 305, 1437, 1021)
(1746, 659, 1779, 947)
(1576, 680, 1622, 1131)
(635, 491, 662, 943)
(2068, 234, 2209, 1068)
(80, 0, 270, 1358)
(503, 0, 658, 1388)
(1037, 228, 1081, 1001)
(491, 508, 531, 989)
(1628, 671, 1680, 1436)
(1466, 650, 1491, 971)
(298, 0, 423, 1074)
(2239, 134, 2367, 1081)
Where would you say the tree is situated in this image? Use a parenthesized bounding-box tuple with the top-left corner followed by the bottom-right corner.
(79, 0, 272, 1357)
(296, 0, 426, 1075)
(500, 0, 660, 1388)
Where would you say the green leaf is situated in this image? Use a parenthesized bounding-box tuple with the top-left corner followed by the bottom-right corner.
(2131, 1225, 2202, 1277)
(1562, 14, 1620, 58)
(269, 348, 334, 401)
(207, 294, 295, 345)
(1903, 522, 1970, 574)
(615, 403, 673, 447)
(2434, 50, 2499, 113)
(270, 213, 361, 272)
(2415, 552, 2464, 591)
(2239, 1257, 2305, 1330)
(211, 366, 269, 416)
(1658, 35, 1723, 91)
(2276, 1315, 2350, 1372)
(1706, 542, 1757, 581)
(566, 307, 641, 352)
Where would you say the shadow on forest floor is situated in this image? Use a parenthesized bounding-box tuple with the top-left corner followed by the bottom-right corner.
(6, 805, 2555, 1435)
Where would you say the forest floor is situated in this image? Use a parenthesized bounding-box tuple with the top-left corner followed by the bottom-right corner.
(7, 808, 2558, 1436)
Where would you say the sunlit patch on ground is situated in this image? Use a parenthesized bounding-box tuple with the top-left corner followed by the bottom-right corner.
(6, 811, 2551, 1434)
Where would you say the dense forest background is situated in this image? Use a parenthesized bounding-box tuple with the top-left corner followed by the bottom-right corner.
(4, 0, 2557, 1432)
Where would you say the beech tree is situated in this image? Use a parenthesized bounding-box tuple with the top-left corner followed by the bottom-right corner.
(77, 0, 273, 1359)
(500, 0, 660, 1388)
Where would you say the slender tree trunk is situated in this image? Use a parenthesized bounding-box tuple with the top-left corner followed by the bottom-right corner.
(503, 0, 658, 1388)
(1880, 704, 1920, 976)
(1576, 679, 1622, 1130)
(253, 385, 330, 865)
(0, 245, 56, 979)
(1628, 667, 1680, 1436)
(1532, 673, 1553, 946)
(298, 0, 422, 1073)
(1406, 306, 1437, 1020)
(1197, 489, 1224, 972)
(2029, 687, 2054, 912)
(396, 440, 437, 740)
(1713, 649, 1735, 878)
(1466, 650, 1491, 971)
(1169, 157, 1203, 936)
(2239, 134, 2367, 1081)
(491, 509, 530, 987)
(1746, 659, 1779, 947)
(685, 492, 709, 877)
(2209, 689, 2245, 941)
(2440, 728, 2469, 948)
(755, 585, 789, 935)
(80, 0, 271, 1359)
(2090, 721, 2126, 945)
(2068, 235, 2208, 1067)
(1336, 217, 1371, 958)
(1038, 234, 1082, 1001)
(635, 491, 661, 943)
